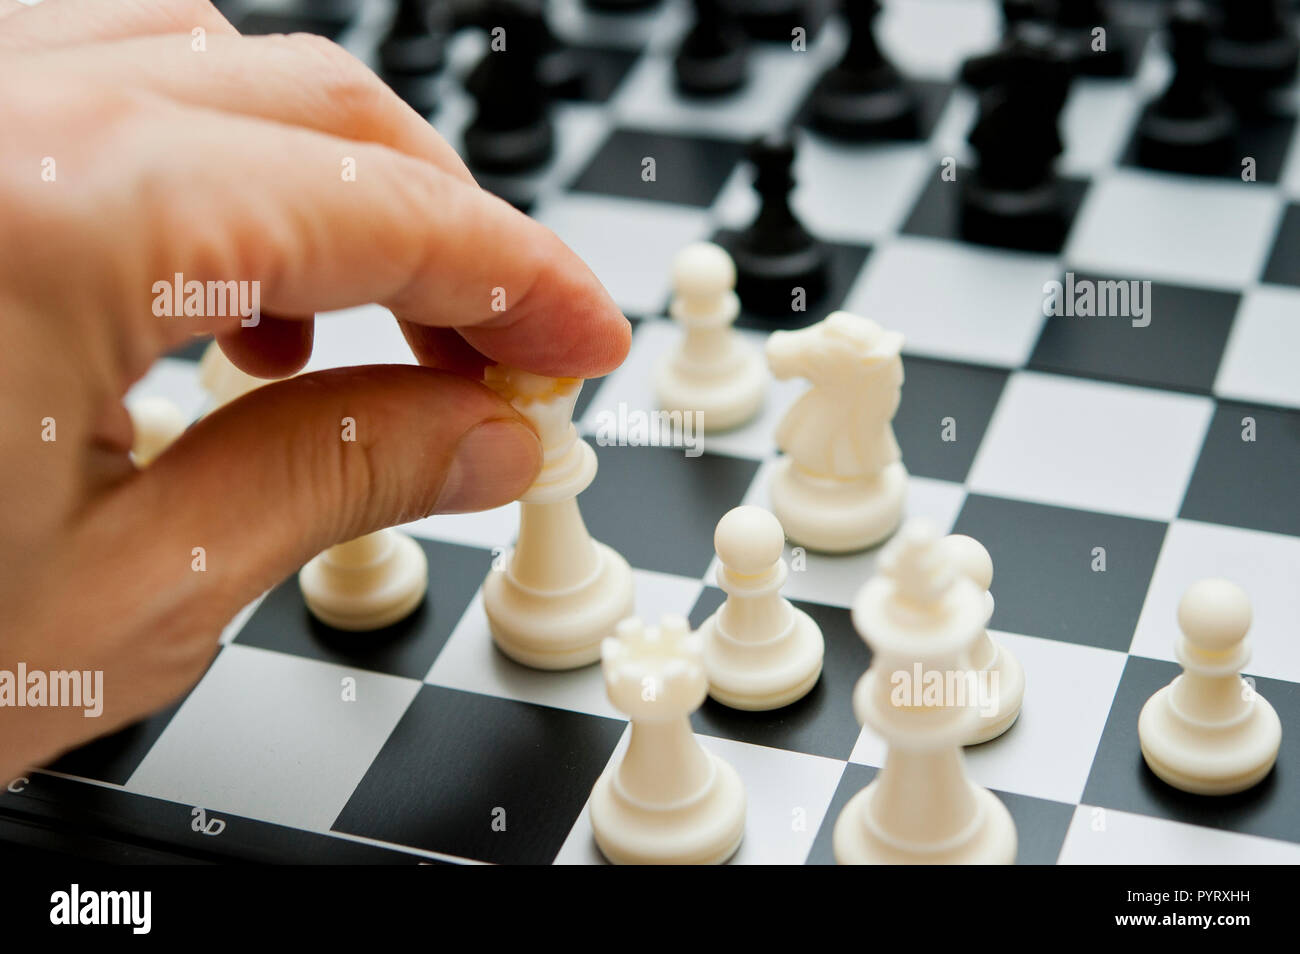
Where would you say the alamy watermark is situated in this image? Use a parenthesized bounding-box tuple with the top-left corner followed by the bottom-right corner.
(890, 663, 1000, 718)
(0, 665, 103, 717)
(593, 402, 703, 458)
(1043, 272, 1151, 327)
(152, 272, 261, 327)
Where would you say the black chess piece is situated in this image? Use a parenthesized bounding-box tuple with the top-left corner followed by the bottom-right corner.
(462, 0, 555, 174)
(960, 22, 1075, 250)
(1053, 0, 1129, 76)
(1135, 0, 1236, 175)
(675, 0, 749, 96)
(732, 0, 812, 42)
(378, 0, 452, 115)
(806, 0, 919, 140)
(731, 132, 830, 318)
(288, 0, 362, 29)
(961, 0, 1052, 89)
(1208, 0, 1300, 108)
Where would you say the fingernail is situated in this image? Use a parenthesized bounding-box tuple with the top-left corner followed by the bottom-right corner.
(435, 419, 540, 514)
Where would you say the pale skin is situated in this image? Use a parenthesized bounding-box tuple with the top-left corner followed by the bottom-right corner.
(0, 0, 631, 781)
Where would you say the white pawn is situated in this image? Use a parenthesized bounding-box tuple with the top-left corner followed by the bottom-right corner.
(834, 519, 1016, 865)
(654, 242, 765, 432)
(1138, 579, 1281, 796)
(698, 506, 824, 710)
(299, 529, 428, 631)
(589, 615, 747, 865)
(125, 395, 188, 466)
(481, 368, 634, 669)
(766, 311, 907, 553)
(941, 534, 1024, 744)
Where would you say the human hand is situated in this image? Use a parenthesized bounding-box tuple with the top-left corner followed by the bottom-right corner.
(0, 0, 630, 779)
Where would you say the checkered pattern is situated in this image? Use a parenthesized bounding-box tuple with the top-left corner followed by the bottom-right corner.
(6, 0, 1300, 865)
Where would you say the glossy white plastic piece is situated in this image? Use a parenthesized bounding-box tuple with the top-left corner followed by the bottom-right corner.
(299, 529, 428, 631)
(1138, 579, 1282, 795)
(698, 506, 824, 710)
(654, 242, 765, 432)
(766, 311, 907, 553)
(126, 395, 188, 466)
(941, 534, 1025, 744)
(835, 520, 1017, 865)
(589, 615, 747, 864)
(480, 368, 635, 670)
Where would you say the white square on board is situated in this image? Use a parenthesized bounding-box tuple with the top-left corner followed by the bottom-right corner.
(1059, 805, 1300, 864)
(844, 235, 1057, 368)
(1065, 170, 1283, 290)
(531, 193, 711, 317)
(1214, 284, 1300, 410)
(967, 371, 1213, 521)
(1131, 519, 1300, 683)
(126, 645, 420, 832)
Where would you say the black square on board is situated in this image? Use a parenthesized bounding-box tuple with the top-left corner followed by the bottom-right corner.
(1029, 275, 1240, 394)
(1180, 401, 1300, 538)
(1262, 203, 1300, 288)
(805, 763, 1074, 864)
(579, 443, 761, 578)
(902, 168, 1090, 256)
(235, 537, 494, 681)
(1082, 656, 1300, 844)
(687, 591, 867, 760)
(893, 356, 1009, 483)
(709, 229, 871, 330)
(236, 10, 353, 40)
(570, 128, 746, 208)
(332, 686, 624, 864)
(952, 495, 1167, 651)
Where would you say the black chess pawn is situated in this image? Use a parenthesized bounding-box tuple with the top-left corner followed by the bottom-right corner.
(1207, 0, 1300, 108)
(961, 23, 1074, 250)
(961, 0, 1052, 89)
(1053, 0, 1129, 76)
(675, 0, 749, 97)
(733, 0, 813, 42)
(378, 0, 452, 115)
(806, 0, 919, 141)
(1136, 1, 1236, 175)
(462, 0, 555, 174)
(732, 132, 830, 318)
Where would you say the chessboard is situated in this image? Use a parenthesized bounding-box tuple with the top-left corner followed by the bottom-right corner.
(4, 0, 1300, 865)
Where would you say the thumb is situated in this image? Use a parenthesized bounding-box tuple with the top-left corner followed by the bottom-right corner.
(103, 364, 540, 620)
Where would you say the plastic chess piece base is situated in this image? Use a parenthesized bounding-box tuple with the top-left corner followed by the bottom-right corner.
(1134, 107, 1235, 176)
(959, 175, 1065, 251)
(808, 77, 920, 142)
(484, 542, 635, 670)
(299, 532, 428, 631)
(769, 458, 906, 554)
(463, 119, 555, 175)
(733, 243, 831, 317)
(653, 347, 765, 432)
(1138, 681, 1282, 795)
(675, 42, 748, 97)
(833, 782, 1017, 864)
(966, 643, 1025, 745)
(700, 607, 823, 710)
(589, 752, 746, 864)
(1210, 35, 1300, 102)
